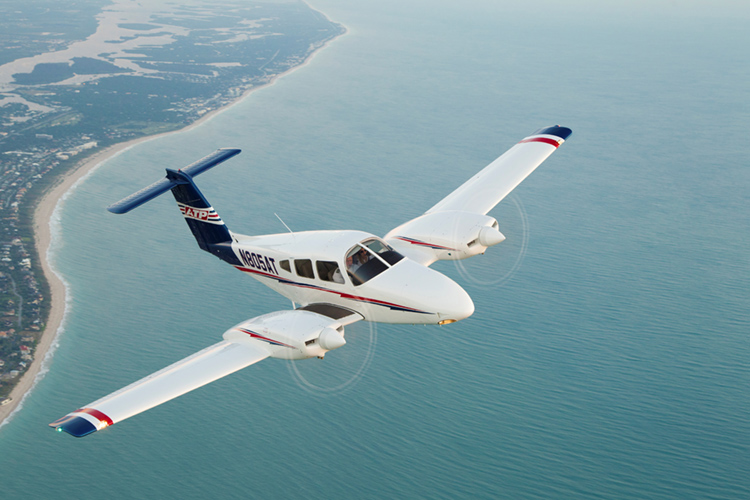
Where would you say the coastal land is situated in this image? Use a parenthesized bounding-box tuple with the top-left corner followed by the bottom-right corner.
(0, 0, 345, 426)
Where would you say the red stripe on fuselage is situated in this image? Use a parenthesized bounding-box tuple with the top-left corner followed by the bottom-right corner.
(518, 137, 561, 147)
(233, 266, 430, 314)
(235, 266, 279, 280)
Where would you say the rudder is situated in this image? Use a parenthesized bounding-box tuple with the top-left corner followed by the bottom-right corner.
(166, 169, 236, 260)
(107, 148, 243, 266)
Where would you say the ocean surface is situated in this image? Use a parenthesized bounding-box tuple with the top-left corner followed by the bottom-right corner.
(1, 1, 749, 498)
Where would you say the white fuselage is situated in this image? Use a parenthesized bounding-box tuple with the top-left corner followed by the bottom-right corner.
(227, 229, 474, 325)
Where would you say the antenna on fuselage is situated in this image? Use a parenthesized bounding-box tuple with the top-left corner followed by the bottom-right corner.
(275, 213, 294, 234)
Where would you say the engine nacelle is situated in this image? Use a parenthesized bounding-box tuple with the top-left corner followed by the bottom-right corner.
(385, 210, 504, 263)
(223, 310, 348, 360)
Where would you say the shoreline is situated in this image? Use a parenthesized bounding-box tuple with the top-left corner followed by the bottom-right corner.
(0, 19, 348, 428)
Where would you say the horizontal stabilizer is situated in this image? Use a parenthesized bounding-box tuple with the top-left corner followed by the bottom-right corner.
(107, 148, 241, 214)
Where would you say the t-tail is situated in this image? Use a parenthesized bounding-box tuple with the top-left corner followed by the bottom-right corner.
(108, 148, 243, 265)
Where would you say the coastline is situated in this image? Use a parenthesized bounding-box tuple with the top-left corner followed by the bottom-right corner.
(0, 19, 347, 428)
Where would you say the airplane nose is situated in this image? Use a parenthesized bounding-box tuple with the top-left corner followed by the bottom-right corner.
(438, 281, 474, 324)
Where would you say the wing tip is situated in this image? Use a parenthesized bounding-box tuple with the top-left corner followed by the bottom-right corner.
(49, 407, 113, 437)
(533, 125, 572, 141)
(49, 415, 99, 438)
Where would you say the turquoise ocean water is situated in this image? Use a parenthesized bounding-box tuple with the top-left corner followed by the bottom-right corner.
(1, 1, 749, 498)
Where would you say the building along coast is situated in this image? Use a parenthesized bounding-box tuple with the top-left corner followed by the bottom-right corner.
(0, 0, 345, 419)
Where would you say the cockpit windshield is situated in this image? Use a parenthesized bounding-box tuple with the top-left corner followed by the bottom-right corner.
(345, 238, 404, 286)
(363, 238, 404, 266)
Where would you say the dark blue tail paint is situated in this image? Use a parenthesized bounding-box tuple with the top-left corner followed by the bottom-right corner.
(107, 149, 243, 266)
(166, 169, 242, 265)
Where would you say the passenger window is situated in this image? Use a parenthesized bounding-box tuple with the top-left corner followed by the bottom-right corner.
(294, 259, 314, 279)
(279, 260, 291, 272)
(317, 261, 344, 284)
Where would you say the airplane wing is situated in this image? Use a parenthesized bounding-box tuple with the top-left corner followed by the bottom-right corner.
(426, 125, 572, 215)
(385, 126, 571, 265)
(50, 307, 359, 437)
(49, 340, 270, 437)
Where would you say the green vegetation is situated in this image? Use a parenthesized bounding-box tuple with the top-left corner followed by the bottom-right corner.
(0, 0, 344, 396)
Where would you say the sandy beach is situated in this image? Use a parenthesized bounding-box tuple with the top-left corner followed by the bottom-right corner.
(0, 21, 346, 429)
(0, 139, 143, 427)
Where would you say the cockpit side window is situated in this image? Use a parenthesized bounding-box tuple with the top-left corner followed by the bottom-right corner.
(345, 244, 387, 286)
(317, 260, 344, 284)
(294, 259, 315, 279)
(363, 238, 404, 266)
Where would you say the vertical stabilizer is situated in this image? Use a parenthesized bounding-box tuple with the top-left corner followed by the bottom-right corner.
(166, 169, 241, 265)
(107, 149, 243, 266)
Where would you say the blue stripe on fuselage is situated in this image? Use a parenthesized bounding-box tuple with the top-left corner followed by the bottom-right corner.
(234, 266, 431, 314)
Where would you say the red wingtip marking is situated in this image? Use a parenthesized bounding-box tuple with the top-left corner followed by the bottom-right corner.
(78, 407, 114, 427)
(518, 137, 561, 147)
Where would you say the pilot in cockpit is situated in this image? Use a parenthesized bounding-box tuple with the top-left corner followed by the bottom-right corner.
(348, 247, 369, 273)
(357, 247, 370, 265)
(346, 243, 397, 286)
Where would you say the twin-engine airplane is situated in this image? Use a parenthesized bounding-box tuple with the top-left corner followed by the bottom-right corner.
(50, 125, 571, 437)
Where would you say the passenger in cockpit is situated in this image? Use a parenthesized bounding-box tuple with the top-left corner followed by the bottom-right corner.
(331, 267, 344, 284)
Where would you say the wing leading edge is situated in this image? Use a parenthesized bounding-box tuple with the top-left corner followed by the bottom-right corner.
(427, 125, 572, 215)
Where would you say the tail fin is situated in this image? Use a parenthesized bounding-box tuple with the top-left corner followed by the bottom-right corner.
(107, 149, 242, 265)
